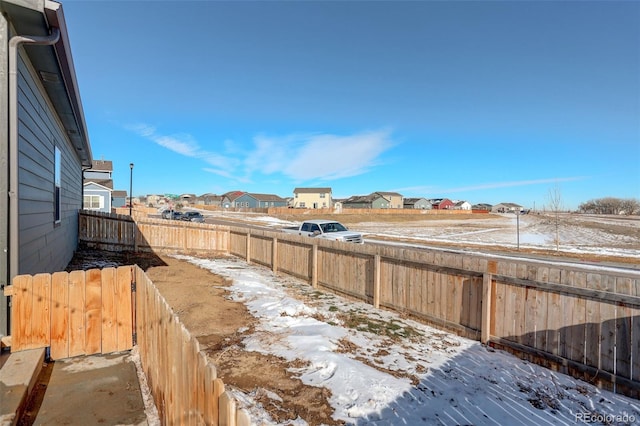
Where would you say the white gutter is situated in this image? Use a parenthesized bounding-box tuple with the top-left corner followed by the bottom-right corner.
(8, 28, 60, 279)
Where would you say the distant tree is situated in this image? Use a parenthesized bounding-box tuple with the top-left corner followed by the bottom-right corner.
(578, 197, 640, 215)
(546, 183, 563, 252)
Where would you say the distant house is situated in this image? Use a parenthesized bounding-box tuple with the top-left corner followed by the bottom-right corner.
(373, 192, 404, 209)
(198, 193, 223, 207)
(235, 193, 287, 208)
(453, 201, 472, 211)
(404, 197, 432, 209)
(429, 198, 455, 210)
(343, 193, 390, 209)
(292, 187, 332, 209)
(146, 194, 164, 207)
(82, 159, 129, 211)
(112, 190, 127, 208)
(179, 194, 197, 205)
(472, 203, 492, 211)
(83, 182, 111, 213)
(83, 160, 113, 212)
(492, 202, 523, 213)
(0, 0, 92, 334)
(221, 190, 245, 208)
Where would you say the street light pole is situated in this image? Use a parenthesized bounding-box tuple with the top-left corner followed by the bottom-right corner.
(129, 163, 134, 216)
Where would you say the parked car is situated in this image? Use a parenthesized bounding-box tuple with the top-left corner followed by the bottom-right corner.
(281, 220, 363, 243)
(181, 211, 205, 223)
(161, 210, 183, 220)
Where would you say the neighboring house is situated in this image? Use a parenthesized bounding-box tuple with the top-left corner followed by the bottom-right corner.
(145, 194, 163, 207)
(342, 194, 390, 209)
(179, 193, 196, 205)
(492, 202, 523, 213)
(0, 0, 92, 335)
(234, 193, 288, 208)
(83, 182, 111, 213)
(472, 203, 493, 211)
(404, 197, 432, 209)
(112, 190, 127, 208)
(292, 187, 332, 209)
(429, 198, 455, 210)
(453, 200, 472, 211)
(198, 193, 223, 207)
(82, 159, 129, 210)
(373, 192, 404, 209)
(221, 190, 245, 208)
(83, 160, 112, 212)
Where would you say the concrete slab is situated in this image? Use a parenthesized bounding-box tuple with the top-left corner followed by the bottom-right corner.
(0, 348, 45, 425)
(33, 352, 148, 426)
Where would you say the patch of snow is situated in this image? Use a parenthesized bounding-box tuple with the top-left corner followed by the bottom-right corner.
(176, 255, 640, 425)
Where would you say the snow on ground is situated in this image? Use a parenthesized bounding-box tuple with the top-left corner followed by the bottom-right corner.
(176, 255, 640, 426)
(196, 210, 640, 259)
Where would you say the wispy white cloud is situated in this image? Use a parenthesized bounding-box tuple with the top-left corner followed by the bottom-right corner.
(129, 123, 395, 184)
(129, 124, 200, 157)
(245, 130, 395, 181)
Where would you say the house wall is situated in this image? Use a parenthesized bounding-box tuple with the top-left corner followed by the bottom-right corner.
(406, 199, 431, 209)
(293, 191, 331, 208)
(235, 194, 258, 208)
(112, 196, 126, 208)
(16, 50, 82, 275)
(385, 194, 403, 209)
(84, 169, 110, 180)
(84, 184, 112, 213)
(372, 197, 389, 209)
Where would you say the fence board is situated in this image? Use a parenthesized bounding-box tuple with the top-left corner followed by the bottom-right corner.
(600, 276, 617, 377)
(68, 270, 86, 357)
(633, 278, 640, 383)
(50, 271, 70, 359)
(568, 271, 587, 364)
(12, 275, 32, 350)
(32, 273, 51, 348)
(616, 277, 632, 380)
(117, 266, 133, 351)
(101, 268, 118, 353)
(85, 269, 102, 355)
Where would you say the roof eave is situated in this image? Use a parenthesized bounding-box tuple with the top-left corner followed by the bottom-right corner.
(1, 0, 92, 167)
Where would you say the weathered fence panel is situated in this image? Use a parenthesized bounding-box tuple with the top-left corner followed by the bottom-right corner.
(135, 266, 244, 424)
(4, 266, 134, 359)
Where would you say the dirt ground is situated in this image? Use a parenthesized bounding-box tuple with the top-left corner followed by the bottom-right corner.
(145, 255, 340, 425)
(67, 250, 341, 425)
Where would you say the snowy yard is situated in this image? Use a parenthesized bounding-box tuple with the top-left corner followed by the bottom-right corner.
(177, 255, 640, 425)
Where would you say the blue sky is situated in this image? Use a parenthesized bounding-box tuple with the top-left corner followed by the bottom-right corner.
(63, 0, 639, 210)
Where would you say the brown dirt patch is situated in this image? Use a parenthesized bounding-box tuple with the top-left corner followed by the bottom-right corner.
(113, 252, 340, 425)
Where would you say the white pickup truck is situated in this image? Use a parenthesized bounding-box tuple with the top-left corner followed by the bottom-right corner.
(282, 219, 364, 244)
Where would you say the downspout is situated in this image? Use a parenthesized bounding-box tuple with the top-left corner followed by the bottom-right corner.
(8, 28, 60, 282)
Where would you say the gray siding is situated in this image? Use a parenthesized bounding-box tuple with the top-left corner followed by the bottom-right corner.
(17, 51, 82, 275)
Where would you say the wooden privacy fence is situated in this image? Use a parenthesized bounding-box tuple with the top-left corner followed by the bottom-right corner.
(77, 212, 640, 398)
(134, 266, 250, 425)
(4, 266, 134, 359)
(79, 210, 229, 254)
(228, 227, 640, 397)
(6, 265, 248, 425)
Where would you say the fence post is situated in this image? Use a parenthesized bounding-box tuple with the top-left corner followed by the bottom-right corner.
(311, 244, 318, 288)
(373, 254, 381, 308)
(481, 272, 493, 344)
(246, 230, 251, 264)
(272, 237, 278, 274)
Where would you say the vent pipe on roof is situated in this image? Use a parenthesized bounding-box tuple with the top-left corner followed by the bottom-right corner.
(7, 28, 60, 284)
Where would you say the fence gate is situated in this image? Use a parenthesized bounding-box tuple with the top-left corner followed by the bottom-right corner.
(4, 266, 135, 360)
